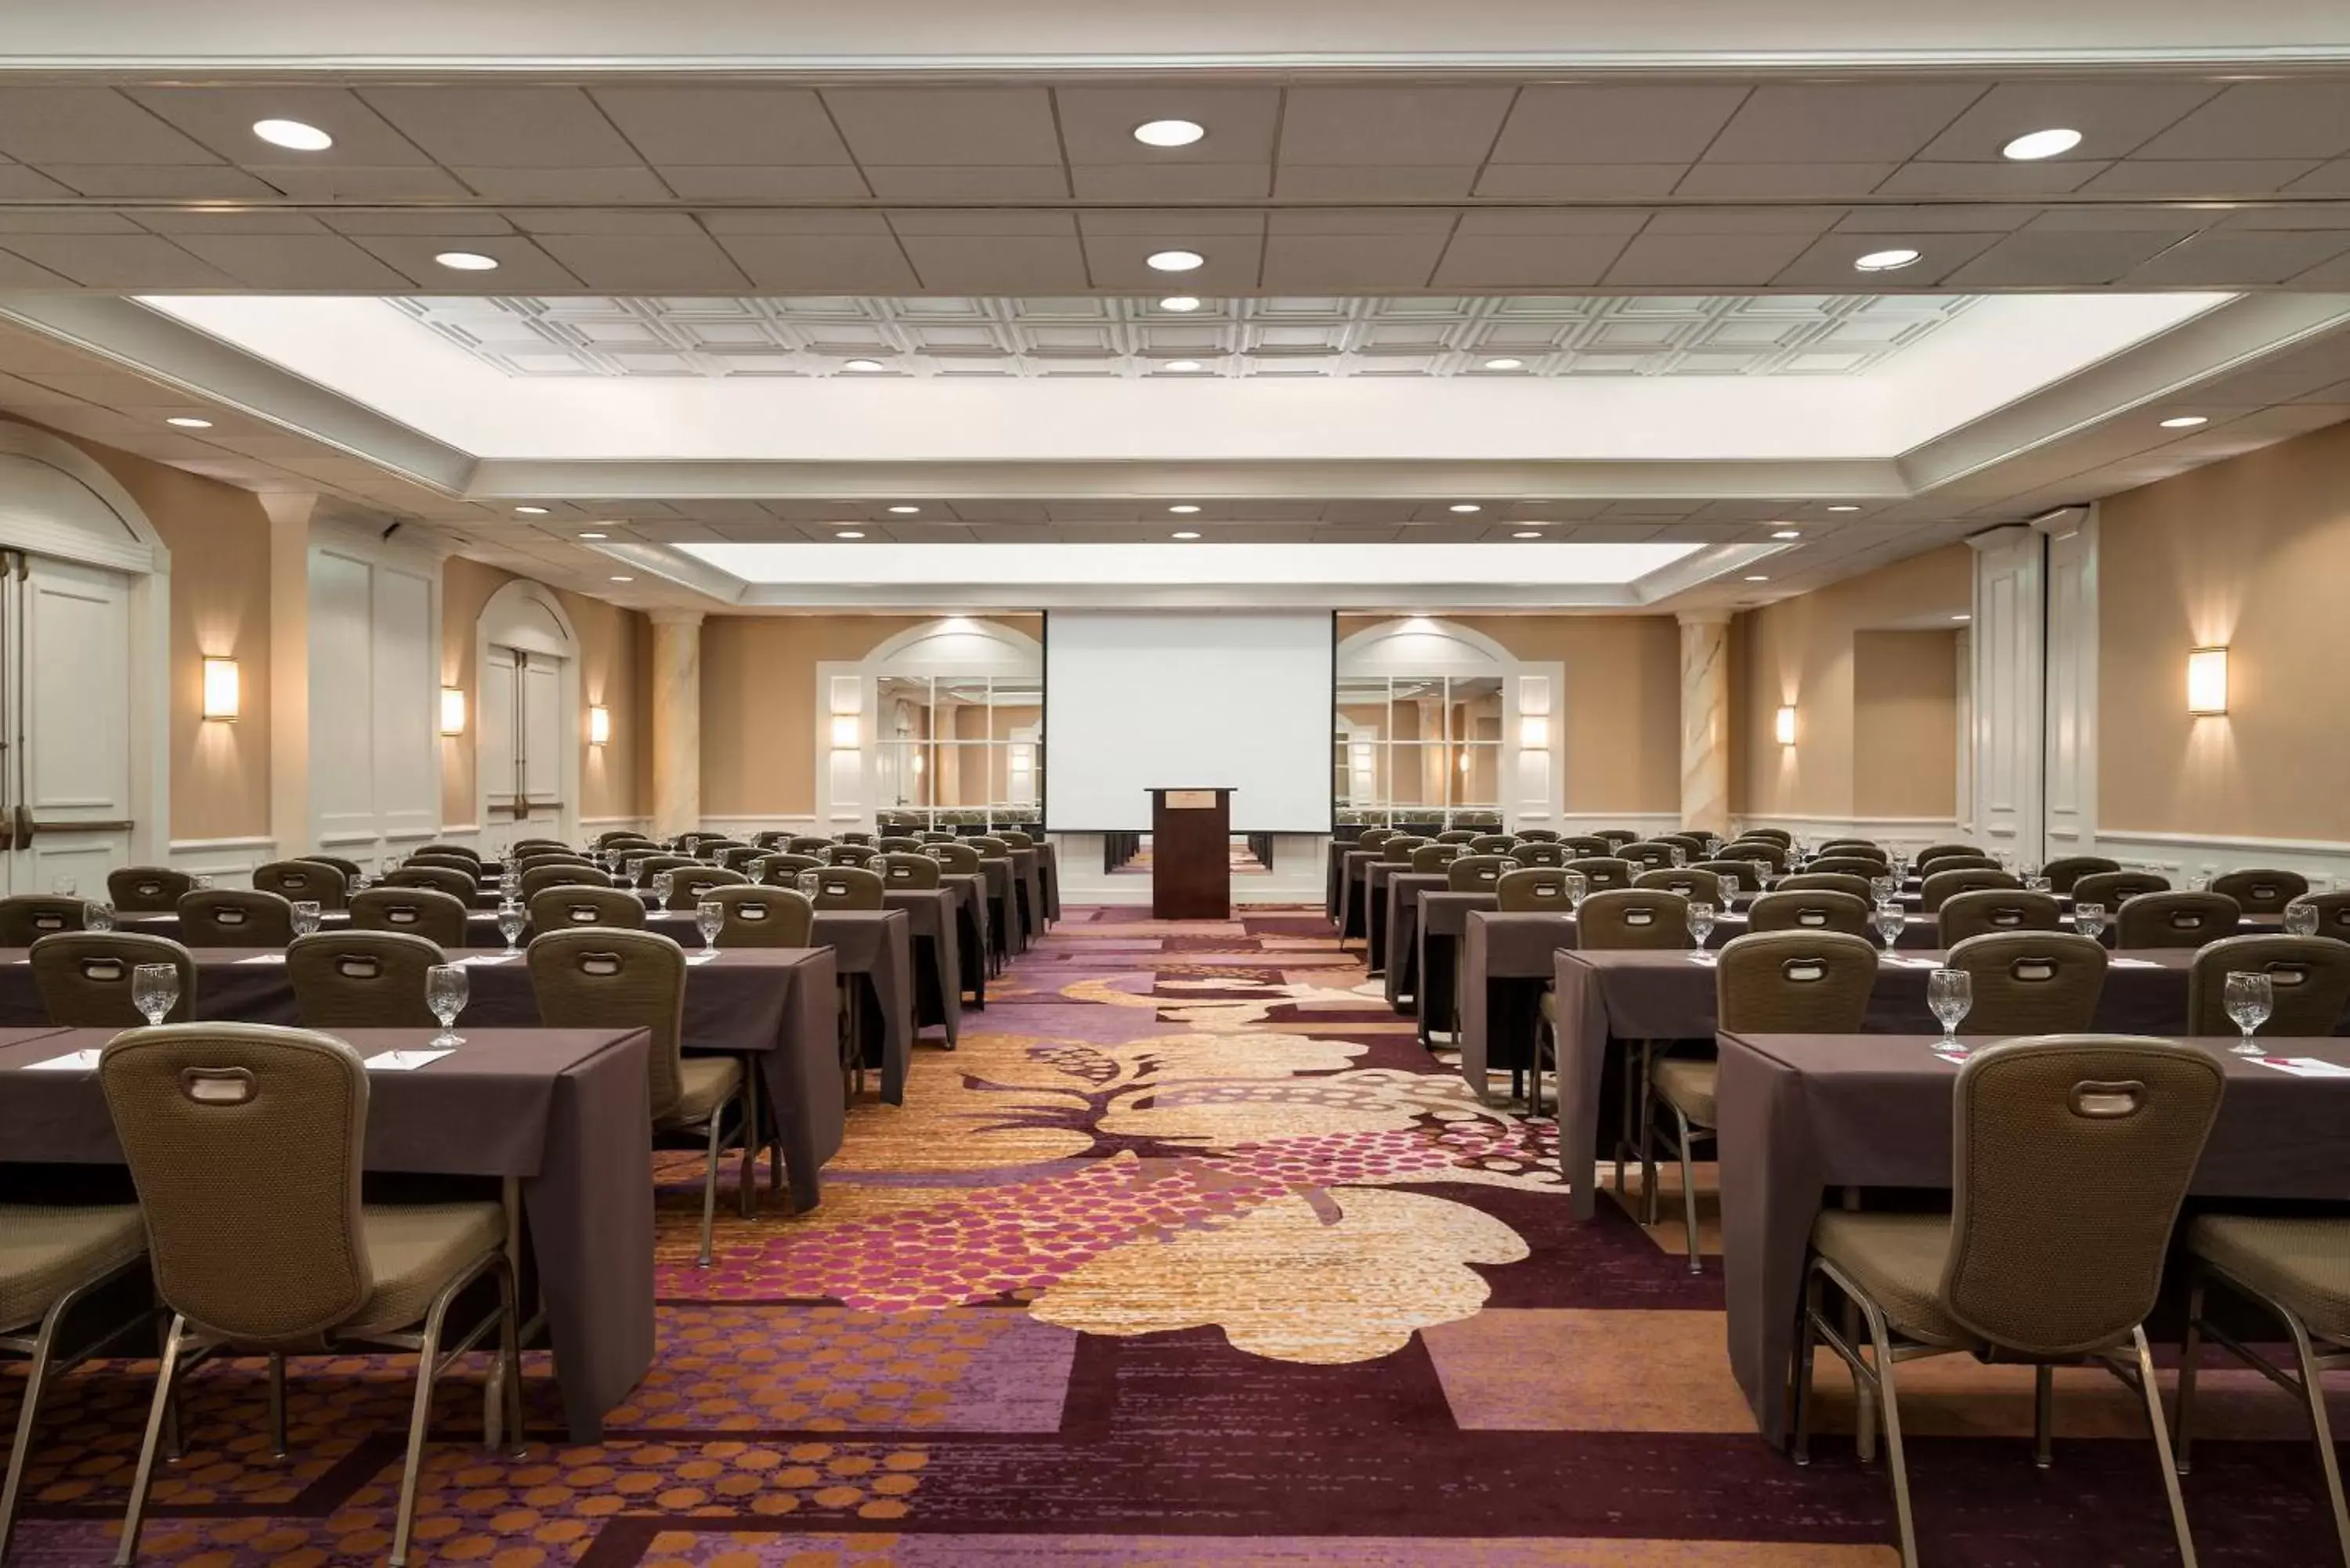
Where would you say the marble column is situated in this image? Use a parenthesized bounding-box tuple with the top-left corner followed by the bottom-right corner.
(1678, 611, 1731, 836)
(649, 610, 703, 840)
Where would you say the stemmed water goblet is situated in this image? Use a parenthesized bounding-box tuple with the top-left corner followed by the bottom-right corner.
(1929, 967, 1973, 1055)
(291, 900, 322, 938)
(2073, 901, 2108, 943)
(131, 962, 179, 1025)
(2286, 901, 2320, 938)
(1874, 901, 1907, 955)
(496, 903, 528, 955)
(2223, 970, 2275, 1057)
(425, 963, 469, 1049)
(696, 899, 725, 954)
(1687, 900, 1717, 961)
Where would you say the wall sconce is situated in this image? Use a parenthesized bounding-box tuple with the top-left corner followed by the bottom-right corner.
(439, 687, 466, 736)
(1457, 748, 1472, 773)
(1518, 716, 1549, 750)
(830, 714, 861, 748)
(1774, 705, 1799, 746)
(201, 657, 240, 721)
(2187, 647, 2229, 715)
(910, 750, 925, 774)
(588, 705, 611, 746)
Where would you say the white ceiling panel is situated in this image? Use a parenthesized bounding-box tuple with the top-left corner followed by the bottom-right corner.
(168, 233, 417, 290)
(1275, 87, 1515, 166)
(1054, 86, 1282, 165)
(1489, 84, 1750, 164)
(0, 87, 216, 164)
(819, 87, 1062, 167)
(0, 233, 233, 287)
(1701, 82, 1990, 164)
(1914, 80, 2222, 161)
(586, 86, 853, 166)
(356, 87, 644, 168)
(125, 85, 434, 167)
(2131, 80, 2350, 161)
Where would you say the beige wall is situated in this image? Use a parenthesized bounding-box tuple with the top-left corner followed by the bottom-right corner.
(1851, 630, 1961, 820)
(1336, 613, 1683, 814)
(700, 614, 1044, 817)
(1731, 544, 1971, 820)
(439, 555, 653, 827)
(6, 419, 276, 844)
(2099, 418, 2350, 841)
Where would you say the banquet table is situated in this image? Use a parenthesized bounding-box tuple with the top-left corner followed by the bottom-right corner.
(1548, 946, 2225, 1223)
(0, 1024, 656, 1443)
(1717, 1031, 2350, 1446)
(1336, 850, 1381, 945)
(938, 873, 992, 1006)
(1414, 891, 1498, 1045)
(1455, 909, 1943, 1102)
(1010, 847, 1047, 943)
(1381, 872, 1449, 1012)
(977, 858, 1023, 963)
(879, 888, 962, 1046)
(0, 945, 854, 1212)
(1036, 842, 1062, 925)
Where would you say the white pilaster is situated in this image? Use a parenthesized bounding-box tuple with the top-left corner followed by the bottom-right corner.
(649, 609, 703, 839)
(1969, 523, 2046, 863)
(1677, 610, 1730, 836)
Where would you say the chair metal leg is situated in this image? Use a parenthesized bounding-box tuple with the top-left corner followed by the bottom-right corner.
(388, 1290, 458, 1568)
(490, 1255, 526, 1458)
(0, 1293, 69, 1563)
(1859, 1296, 1921, 1568)
(1639, 1043, 1661, 1226)
(267, 1353, 288, 1459)
(696, 1100, 728, 1268)
(1791, 1266, 1823, 1465)
(2175, 1270, 2206, 1476)
(2034, 1364, 2055, 1469)
(1612, 1040, 1632, 1199)
(1673, 1106, 1701, 1274)
(2284, 1314, 2350, 1567)
(738, 1058, 761, 1219)
(2131, 1326, 2200, 1568)
(114, 1316, 192, 1568)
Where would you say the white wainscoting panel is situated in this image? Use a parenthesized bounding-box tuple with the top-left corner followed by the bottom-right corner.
(2041, 508, 2098, 858)
(306, 527, 442, 861)
(2095, 831, 2350, 894)
(1969, 526, 2045, 864)
(168, 836, 277, 883)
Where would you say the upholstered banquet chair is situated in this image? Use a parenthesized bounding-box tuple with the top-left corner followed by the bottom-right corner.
(522, 862, 612, 900)
(700, 885, 817, 948)
(1495, 867, 1574, 912)
(287, 930, 446, 1028)
(29, 931, 197, 1026)
(2186, 934, 2350, 1036)
(1920, 866, 2021, 912)
(349, 886, 470, 948)
(1576, 888, 1690, 952)
(1377, 835, 1430, 863)
(2072, 870, 2171, 909)
(665, 865, 748, 911)
(99, 1024, 522, 1568)
(381, 865, 476, 903)
(1619, 840, 1679, 871)
(1694, 858, 1767, 894)
(1790, 1037, 2219, 1568)
(1937, 889, 2063, 945)
(526, 884, 647, 933)
(808, 866, 886, 911)
(2211, 868, 2312, 916)
(1943, 931, 2109, 1034)
(1808, 855, 1893, 880)
(106, 866, 192, 914)
(176, 889, 295, 948)
(1636, 866, 1729, 906)
(1410, 843, 1462, 874)
(877, 852, 940, 890)
(0, 895, 87, 946)
(1739, 828, 1793, 847)
(924, 843, 982, 876)
(2042, 855, 2121, 894)
(1564, 856, 1636, 894)
(1777, 872, 1874, 903)
(1446, 854, 1513, 893)
(2115, 891, 2240, 951)
(252, 858, 350, 912)
(1744, 889, 1871, 938)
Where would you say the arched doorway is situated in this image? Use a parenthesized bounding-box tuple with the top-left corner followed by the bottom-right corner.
(0, 424, 168, 894)
(473, 579, 582, 850)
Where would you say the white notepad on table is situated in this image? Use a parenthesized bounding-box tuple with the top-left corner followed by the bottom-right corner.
(234, 953, 286, 965)
(21, 1048, 102, 1072)
(2254, 1056, 2350, 1078)
(364, 1049, 452, 1072)
(455, 953, 517, 966)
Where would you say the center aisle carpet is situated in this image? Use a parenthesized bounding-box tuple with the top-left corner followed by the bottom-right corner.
(8, 905, 2342, 1564)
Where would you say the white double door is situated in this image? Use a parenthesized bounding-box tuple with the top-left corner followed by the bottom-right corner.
(479, 644, 565, 839)
(0, 551, 135, 896)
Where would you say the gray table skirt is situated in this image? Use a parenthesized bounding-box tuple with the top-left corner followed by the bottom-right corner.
(0, 1024, 656, 1444)
(1382, 873, 1449, 1011)
(1413, 891, 1498, 1043)
(1718, 1030, 2350, 1446)
(1549, 946, 2213, 1223)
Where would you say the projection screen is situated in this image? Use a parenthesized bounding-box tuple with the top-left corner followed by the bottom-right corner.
(1043, 612, 1333, 833)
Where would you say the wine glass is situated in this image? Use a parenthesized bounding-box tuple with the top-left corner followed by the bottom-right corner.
(1874, 901, 1907, 955)
(1871, 873, 1900, 905)
(51, 876, 76, 898)
(1928, 967, 1973, 1053)
(2073, 901, 2108, 943)
(2285, 901, 2320, 938)
(1668, 845, 1687, 868)
(2222, 970, 2274, 1057)
(291, 900, 322, 938)
(924, 844, 947, 862)
(425, 963, 468, 1049)
(85, 900, 114, 934)
(1687, 900, 1717, 958)
(650, 872, 674, 909)
(2025, 875, 2053, 894)
(696, 899, 725, 953)
(1564, 871, 1589, 911)
(496, 904, 527, 955)
(131, 962, 179, 1025)
(797, 869, 822, 898)
(1498, 858, 1521, 875)
(191, 873, 213, 893)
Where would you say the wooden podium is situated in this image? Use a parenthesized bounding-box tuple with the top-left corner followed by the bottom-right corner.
(1148, 787, 1232, 919)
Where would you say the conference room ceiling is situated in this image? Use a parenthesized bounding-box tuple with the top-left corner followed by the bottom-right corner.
(2, 38, 2350, 610)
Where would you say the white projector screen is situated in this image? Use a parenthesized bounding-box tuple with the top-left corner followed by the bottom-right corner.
(1045, 612, 1332, 833)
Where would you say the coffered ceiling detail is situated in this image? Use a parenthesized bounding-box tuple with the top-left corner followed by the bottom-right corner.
(389, 294, 1977, 379)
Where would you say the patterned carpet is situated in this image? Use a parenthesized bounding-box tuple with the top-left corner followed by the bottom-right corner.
(7, 905, 2347, 1564)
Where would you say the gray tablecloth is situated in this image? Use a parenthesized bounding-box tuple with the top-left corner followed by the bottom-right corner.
(939, 873, 991, 1004)
(882, 888, 962, 1046)
(1549, 946, 2207, 1223)
(1718, 1031, 2350, 1446)
(978, 858, 1022, 959)
(0, 945, 851, 1216)
(1010, 847, 1046, 942)
(1414, 891, 1496, 1042)
(1365, 862, 1403, 975)
(1382, 873, 1449, 1010)
(0, 1024, 656, 1443)
(1338, 851, 1381, 942)
(1037, 843, 1061, 923)
(1455, 910, 1945, 1101)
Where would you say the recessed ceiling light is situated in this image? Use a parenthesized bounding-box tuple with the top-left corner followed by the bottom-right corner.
(1827, 504, 1861, 512)
(252, 117, 333, 152)
(1169, 504, 1202, 514)
(888, 505, 920, 515)
(434, 251, 499, 271)
(513, 504, 548, 515)
(2002, 128, 2083, 161)
(1133, 118, 1206, 148)
(1171, 530, 1202, 540)
(1951, 613, 1972, 622)
(841, 359, 886, 372)
(609, 575, 634, 583)
(1163, 359, 1203, 372)
(1512, 530, 1543, 539)
(2160, 414, 2209, 428)
(1482, 357, 1524, 370)
(579, 531, 608, 540)
(1159, 295, 1202, 312)
(836, 530, 866, 540)
(1854, 247, 1922, 273)
(1146, 250, 1205, 273)
(1448, 504, 1482, 514)
(1744, 574, 1771, 582)
(1770, 529, 1801, 540)
(164, 415, 212, 428)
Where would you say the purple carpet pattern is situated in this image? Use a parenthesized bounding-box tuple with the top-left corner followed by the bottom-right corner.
(6, 905, 2347, 1564)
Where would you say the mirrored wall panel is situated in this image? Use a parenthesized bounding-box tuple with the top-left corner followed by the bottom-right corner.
(1332, 674, 1505, 828)
(875, 674, 1043, 831)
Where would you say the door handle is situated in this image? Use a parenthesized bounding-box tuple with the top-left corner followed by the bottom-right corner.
(12, 804, 31, 847)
